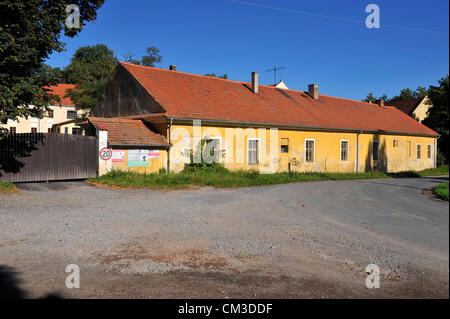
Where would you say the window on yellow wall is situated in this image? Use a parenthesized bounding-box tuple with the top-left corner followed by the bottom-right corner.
(340, 140, 349, 161)
(407, 141, 412, 157)
(417, 144, 421, 159)
(305, 140, 314, 162)
(372, 140, 379, 161)
(281, 138, 289, 153)
(9, 127, 16, 134)
(427, 144, 432, 159)
(248, 139, 259, 164)
(393, 139, 398, 147)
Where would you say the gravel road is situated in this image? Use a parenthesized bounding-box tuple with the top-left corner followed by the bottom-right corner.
(0, 176, 448, 298)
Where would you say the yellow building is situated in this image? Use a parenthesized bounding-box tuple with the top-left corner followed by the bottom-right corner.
(0, 84, 84, 134)
(387, 96, 433, 123)
(86, 62, 438, 174)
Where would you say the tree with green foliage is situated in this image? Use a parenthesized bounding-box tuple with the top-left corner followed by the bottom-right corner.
(64, 44, 118, 114)
(363, 92, 387, 103)
(422, 75, 449, 163)
(123, 47, 163, 67)
(205, 73, 228, 79)
(0, 0, 104, 126)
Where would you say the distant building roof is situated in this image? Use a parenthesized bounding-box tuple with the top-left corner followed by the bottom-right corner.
(87, 117, 170, 147)
(46, 83, 77, 106)
(386, 98, 422, 116)
(113, 62, 437, 137)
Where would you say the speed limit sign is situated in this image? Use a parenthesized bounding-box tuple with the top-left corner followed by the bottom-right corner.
(100, 147, 113, 160)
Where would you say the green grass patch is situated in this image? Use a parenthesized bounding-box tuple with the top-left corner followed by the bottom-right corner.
(87, 165, 449, 190)
(433, 182, 449, 201)
(87, 168, 392, 190)
(0, 181, 17, 193)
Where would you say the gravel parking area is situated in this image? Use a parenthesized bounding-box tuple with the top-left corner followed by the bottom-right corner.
(0, 177, 448, 298)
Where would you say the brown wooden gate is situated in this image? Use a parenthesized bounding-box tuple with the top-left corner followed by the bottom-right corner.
(0, 133, 98, 182)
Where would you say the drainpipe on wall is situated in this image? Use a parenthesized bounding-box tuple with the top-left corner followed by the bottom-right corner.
(435, 135, 440, 168)
(356, 130, 362, 173)
(167, 118, 173, 173)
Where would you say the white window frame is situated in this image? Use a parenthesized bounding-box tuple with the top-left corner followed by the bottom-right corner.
(372, 140, 379, 161)
(340, 140, 349, 162)
(304, 139, 315, 163)
(247, 138, 260, 164)
(427, 144, 432, 159)
(201, 136, 222, 163)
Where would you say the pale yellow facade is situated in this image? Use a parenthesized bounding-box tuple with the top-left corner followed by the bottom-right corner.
(412, 96, 432, 122)
(110, 148, 168, 174)
(166, 123, 436, 173)
(0, 105, 83, 134)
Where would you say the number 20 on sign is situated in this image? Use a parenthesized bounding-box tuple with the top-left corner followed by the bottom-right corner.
(100, 147, 112, 160)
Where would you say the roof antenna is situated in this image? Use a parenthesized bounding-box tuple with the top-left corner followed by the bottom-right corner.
(266, 65, 285, 85)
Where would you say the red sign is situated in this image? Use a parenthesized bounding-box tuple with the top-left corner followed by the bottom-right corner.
(99, 147, 112, 160)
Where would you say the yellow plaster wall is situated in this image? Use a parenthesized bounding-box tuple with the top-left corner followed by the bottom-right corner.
(168, 124, 436, 173)
(412, 96, 432, 122)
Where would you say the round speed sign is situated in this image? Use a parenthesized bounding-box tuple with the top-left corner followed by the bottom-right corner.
(100, 147, 113, 160)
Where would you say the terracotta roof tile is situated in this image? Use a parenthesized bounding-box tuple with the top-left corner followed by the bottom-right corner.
(88, 117, 169, 147)
(120, 62, 437, 136)
(45, 84, 77, 106)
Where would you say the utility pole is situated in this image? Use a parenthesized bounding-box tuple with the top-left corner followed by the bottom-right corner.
(266, 65, 285, 85)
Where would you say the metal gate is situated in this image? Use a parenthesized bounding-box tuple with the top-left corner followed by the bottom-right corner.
(0, 133, 98, 182)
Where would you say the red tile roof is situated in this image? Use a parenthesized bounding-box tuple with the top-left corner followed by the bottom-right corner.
(386, 98, 421, 115)
(120, 62, 437, 136)
(88, 117, 170, 147)
(46, 84, 77, 106)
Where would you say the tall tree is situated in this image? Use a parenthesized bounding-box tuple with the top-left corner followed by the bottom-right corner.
(0, 0, 105, 125)
(64, 44, 118, 113)
(363, 92, 387, 103)
(422, 75, 449, 163)
(141, 47, 162, 67)
(205, 73, 228, 79)
(121, 47, 162, 67)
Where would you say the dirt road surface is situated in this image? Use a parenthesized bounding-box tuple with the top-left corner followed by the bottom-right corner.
(0, 176, 448, 298)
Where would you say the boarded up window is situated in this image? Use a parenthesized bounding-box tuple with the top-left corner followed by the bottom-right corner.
(407, 141, 412, 157)
(305, 140, 314, 162)
(248, 139, 259, 164)
(427, 144, 432, 159)
(341, 140, 349, 161)
(372, 140, 379, 161)
(417, 144, 421, 159)
(281, 138, 289, 153)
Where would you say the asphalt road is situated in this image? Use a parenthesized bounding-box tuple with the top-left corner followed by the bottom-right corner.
(0, 176, 448, 298)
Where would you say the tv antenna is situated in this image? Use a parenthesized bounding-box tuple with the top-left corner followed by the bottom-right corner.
(266, 65, 285, 85)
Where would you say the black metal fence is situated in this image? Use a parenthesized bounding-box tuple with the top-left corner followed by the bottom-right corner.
(0, 133, 98, 182)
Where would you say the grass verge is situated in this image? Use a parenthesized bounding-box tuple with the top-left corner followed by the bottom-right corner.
(432, 182, 449, 201)
(0, 181, 17, 193)
(87, 165, 448, 190)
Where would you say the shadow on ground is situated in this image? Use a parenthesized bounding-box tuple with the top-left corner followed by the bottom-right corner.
(0, 265, 63, 299)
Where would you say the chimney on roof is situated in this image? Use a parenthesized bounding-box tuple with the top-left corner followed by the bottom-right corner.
(169, 65, 177, 71)
(378, 98, 384, 106)
(251, 72, 259, 94)
(308, 84, 319, 100)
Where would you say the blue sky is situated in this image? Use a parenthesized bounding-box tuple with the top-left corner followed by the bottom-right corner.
(46, 0, 449, 101)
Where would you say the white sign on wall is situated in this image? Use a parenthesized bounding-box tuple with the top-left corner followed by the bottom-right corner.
(112, 150, 125, 162)
(128, 150, 149, 167)
(148, 150, 160, 158)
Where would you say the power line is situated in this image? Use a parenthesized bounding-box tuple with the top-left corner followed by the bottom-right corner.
(226, 0, 448, 35)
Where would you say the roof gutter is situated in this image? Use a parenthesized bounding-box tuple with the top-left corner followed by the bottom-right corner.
(167, 117, 438, 138)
